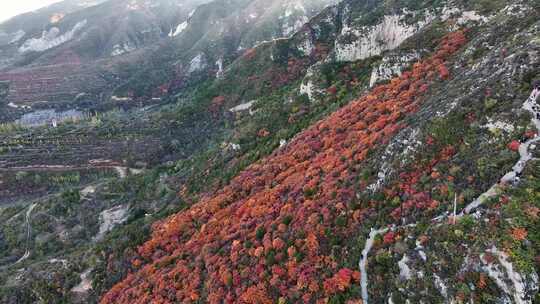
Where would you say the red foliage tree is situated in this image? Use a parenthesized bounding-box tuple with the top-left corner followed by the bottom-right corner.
(209, 95, 226, 117)
(258, 129, 270, 138)
(508, 140, 520, 152)
(438, 64, 450, 79)
(243, 48, 257, 60)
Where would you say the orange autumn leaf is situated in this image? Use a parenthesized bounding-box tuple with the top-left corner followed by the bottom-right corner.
(351, 271, 361, 282)
(508, 140, 520, 152)
(477, 273, 487, 290)
(438, 64, 450, 79)
(258, 129, 270, 137)
(525, 206, 540, 219)
(511, 228, 528, 241)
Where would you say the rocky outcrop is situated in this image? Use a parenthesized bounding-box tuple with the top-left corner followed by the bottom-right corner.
(369, 52, 420, 87)
(18, 20, 87, 53)
(334, 12, 432, 62)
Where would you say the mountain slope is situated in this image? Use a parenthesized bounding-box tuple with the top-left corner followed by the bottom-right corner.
(0, 0, 337, 117)
(102, 30, 468, 303)
(100, 0, 540, 302)
(0, 0, 210, 66)
(0, 0, 212, 119)
(111, 0, 339, 97)
(0, 0, 539, 303)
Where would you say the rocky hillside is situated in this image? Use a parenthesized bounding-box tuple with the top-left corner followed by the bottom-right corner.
(0, 0, 539, 303)
(107, 0, 341, 97)
(101, 0, 540, 303)
(103, 29, 471, 303)
(0, 0, 336, 115)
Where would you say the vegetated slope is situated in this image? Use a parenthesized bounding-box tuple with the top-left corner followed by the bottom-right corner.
(0, 0, 358, 299)
(102, 30, 468, 304)
(1, 0, 538, 303)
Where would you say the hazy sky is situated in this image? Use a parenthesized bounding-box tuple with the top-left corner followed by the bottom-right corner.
(0, 1, 63, 23)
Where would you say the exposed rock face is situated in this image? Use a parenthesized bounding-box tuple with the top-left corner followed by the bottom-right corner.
(369, 52, 420, 87)
(334, 13, 431, 62)
(0, 30, 25, 47)
(95, 205, 129, 241)
(299, 64, 323, 102)
(281, 1, 309, 37)
(229, 100, 255, 113)
(332, 4, 494, 64)
(18, 20, 87, 53)
(188, 53, 206, 74)
(169, 21, 187, 37)
(111, 42, 136, 57)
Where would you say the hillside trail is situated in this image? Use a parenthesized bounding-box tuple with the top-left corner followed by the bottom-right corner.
(461, 88, 540, 214)
(13, 203, 37, 265)
(0, 164, 142, 179)
(2, 164, 142, 268)
(359, 88, 540, 304)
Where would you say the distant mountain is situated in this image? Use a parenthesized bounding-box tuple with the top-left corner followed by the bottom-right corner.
(0, 0, 209, 67)
(0, 0, 337, 117)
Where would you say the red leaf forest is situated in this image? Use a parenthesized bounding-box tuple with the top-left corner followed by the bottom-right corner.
(101, 31, 468, 303)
